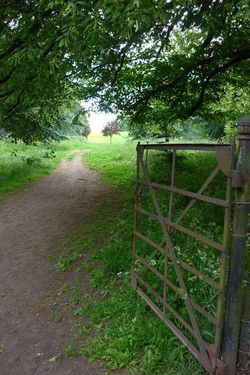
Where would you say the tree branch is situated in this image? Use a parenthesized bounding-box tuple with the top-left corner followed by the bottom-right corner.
(0, 8, 54, 62)
(3, 88, 26, 120)
(130, 48, 250, 113)
(187, 49, 250, 116)
(111, 32, 141, 86)
(0, 88, 14, 99)
(0, 65, 17, 85)
(155, 24, 174, 60)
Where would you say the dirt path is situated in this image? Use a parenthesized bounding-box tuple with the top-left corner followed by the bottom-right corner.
(0, 152, 127, 375)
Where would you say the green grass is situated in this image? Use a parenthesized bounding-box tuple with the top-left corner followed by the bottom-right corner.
(88, 131, 129, 144)
(85, 141, 136, 190)
(0, 138, 90, 197)
(0, 132, 130, 198)
(64, 343, 78, 358)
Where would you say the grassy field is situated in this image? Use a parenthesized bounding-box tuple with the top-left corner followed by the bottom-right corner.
(88, 131, 129, 144)
(0, 133, 238, 374)
(0, 139, 88, 197)
(0, 133, 131, 198)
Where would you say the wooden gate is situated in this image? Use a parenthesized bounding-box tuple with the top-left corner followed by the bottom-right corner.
(131, 142, 235, 374)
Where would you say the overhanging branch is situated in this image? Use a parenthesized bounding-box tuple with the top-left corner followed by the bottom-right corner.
(130, 48, 250, 115)
(187, 49, 250, 116)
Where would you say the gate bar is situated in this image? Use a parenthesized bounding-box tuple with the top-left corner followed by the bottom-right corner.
(140, 143, 231, 151)
(222, 116, 250, 374)
(137, 179, 228, 207)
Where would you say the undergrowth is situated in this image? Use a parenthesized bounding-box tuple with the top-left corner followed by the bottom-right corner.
(0, 139, 89, 198)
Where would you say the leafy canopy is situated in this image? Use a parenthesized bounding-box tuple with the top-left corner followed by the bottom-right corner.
(0, 0, 249, 141)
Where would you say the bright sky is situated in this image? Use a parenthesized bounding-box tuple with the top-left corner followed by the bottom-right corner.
(88, 112, 117, 133)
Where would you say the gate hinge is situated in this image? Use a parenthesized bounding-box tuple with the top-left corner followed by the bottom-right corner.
(231, 170, 244, 188)
(215, 358, 226, 375)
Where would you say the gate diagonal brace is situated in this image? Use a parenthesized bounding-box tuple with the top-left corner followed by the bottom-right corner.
(138, 152, 214, 374)
(157, 165, 220, 249)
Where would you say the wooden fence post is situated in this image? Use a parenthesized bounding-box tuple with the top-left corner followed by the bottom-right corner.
(222, 116, 250, 375)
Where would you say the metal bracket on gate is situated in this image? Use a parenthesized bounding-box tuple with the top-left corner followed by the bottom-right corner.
(215, 145, 234, 176)
(231, 170, 244, 188)
(215, 359, 227, 375)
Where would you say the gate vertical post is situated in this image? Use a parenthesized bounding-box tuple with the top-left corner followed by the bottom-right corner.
(238, 260, 250, 370)
(237, 117, 250, 370)
(222, 116, 250, 375)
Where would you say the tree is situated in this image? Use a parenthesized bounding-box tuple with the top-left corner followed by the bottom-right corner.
(79, 0, 250, 127)
(117, 116, 128, 132)
(59, 101, 90, 139)
(82, 121, 91, 139)
(0, 1, 249, 141)
(201, 83, 250, 139)
(0, 1, 82, 142)
(102, 120, 119, 143)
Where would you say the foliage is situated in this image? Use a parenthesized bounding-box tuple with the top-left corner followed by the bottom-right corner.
(60, 101, 90, 139)
(79, 0, 250, 127)
(0, 128, 9, 140)
(0, 1, 249, 141)
(117, 116, 128, 132)
(0, 139, 89, 197)
(202, 84, 250, 140)
(129, 125, 150, 140)
(82, 121, 91, 139)
(202, 122, 225, 141)
(64, 344, 77, 359)
(102, 120, 120, 143)
(174, 117, 225, 141)
(1, 96, 90, 143)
